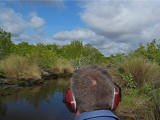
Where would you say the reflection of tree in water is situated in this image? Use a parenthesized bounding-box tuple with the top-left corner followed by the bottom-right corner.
(0, 99, 7, 116)
(3, 79, 69, 108)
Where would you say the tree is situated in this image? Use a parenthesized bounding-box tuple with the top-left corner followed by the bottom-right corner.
(0, 28, 13, 58)
(11, 42, 34, 56)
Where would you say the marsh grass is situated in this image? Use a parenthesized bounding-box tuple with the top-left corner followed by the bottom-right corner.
(51, 58, 74, 75)
(0, 55, 41, 80)
(111, 57, 160, 87)
(135, 90, 160, 120)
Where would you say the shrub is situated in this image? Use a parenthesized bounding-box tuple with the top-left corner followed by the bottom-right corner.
(112, 57, 160, 87)
(120, 73, 137, 89)
(51, 58, 74, 75)
(28, 44, 58, 68)
(0, 55, 41, 80)
(136, 90, 160, 120)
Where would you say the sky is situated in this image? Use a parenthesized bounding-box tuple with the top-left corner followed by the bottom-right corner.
(0, 0, 160, 56)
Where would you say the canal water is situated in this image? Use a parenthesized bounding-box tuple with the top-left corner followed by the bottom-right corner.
(0, 79, 74, 120)
(0, 78, 133, 120)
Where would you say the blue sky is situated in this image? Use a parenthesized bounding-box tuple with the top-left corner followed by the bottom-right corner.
(1, 0, 160, 56)
(2, 1, 85, 36)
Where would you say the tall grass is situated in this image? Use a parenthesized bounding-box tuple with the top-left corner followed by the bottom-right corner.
(111, 57, 160, 87)
(135, 90, 160, 120)
(0, 55, 41, 80)
(51, 58, 74, 75)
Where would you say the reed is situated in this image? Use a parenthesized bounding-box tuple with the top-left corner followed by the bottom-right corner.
(111, 57, 160, 87)
(51, 58, 74, 75)
(0, 55, 41, 80)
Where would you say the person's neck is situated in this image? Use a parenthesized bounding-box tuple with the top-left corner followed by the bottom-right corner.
(76, 110, 81, 116)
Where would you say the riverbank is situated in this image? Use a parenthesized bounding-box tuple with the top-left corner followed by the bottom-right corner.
(0, 54, 74, 95)
(0, 70, 72, 96)
(0, 74, 72, 96)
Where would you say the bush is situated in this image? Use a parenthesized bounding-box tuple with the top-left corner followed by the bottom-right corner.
(51, 58, 74, 75)
(0, 55, 41, 80)
(120, 73, 137, 89)
(28, 44, 58, 68)
(135, 90, 160, 120)
(112, 57, 160, 87)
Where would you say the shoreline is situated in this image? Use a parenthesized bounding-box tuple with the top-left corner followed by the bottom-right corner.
(0, 72, 72, 96)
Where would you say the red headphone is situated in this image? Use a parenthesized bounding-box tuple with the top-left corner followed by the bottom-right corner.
(63, 85, 121, 112)
(63, 88, 77, 112)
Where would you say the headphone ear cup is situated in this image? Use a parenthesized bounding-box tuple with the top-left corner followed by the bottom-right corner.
(64, 88, 77, 112)
(111, 87, 121, 110)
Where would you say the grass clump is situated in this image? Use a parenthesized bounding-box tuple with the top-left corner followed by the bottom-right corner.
(51, 58, 74, 75)
(0, 55, 41, 80)
(113, 57, 160, 87)
(135, 89, 160, 120)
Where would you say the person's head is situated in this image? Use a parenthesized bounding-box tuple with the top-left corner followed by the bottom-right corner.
(70, 65, 120, 113)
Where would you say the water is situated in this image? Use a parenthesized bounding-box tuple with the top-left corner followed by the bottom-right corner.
(0, 79, 74, 120)
(0, 79, 133, 120)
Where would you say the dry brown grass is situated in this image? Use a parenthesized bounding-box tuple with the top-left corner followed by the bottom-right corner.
(135, 92, 160, 120)
(110, 57, 160, 87)
(51, 58, 74, 75)
(0, 55, 41, 80)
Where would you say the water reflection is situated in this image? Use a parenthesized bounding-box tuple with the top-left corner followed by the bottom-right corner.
(0, 101, 7, 116)
(0, 79, 74, 120)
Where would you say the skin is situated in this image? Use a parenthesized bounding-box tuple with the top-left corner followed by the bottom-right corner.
(76, 110, 81, 116)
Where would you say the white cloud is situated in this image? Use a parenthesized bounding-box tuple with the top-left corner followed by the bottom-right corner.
(52, 0, 160, 56)
(0, 7, 46, 43)
(80, 0, 160, 55)
(0, 8, 28, 35)
(81, 0, 160, 38)
(97, 43, 126, 56)
(13, 33, 50, 44)
(53, 28, 114, 50)
(30, 13, 45, 28)
(53, 28, 105, 41)
(0, 8, 45, 35)
(53, 28, 131, 56)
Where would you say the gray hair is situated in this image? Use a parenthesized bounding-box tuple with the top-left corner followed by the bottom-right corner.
(71, 65, 117, 112)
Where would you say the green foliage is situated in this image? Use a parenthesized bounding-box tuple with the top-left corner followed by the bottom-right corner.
(11, 42, 34, 56)
(10, 40, 107, 68)
(61, 41, 108, 66)
(28, 44, 58, 68)
(46, 44, 62, 57)
(0, 29, 13, 57)
(137, 92, 160, 120)
(138, 84, 154, 96)
(108, 53, 126, 65)
(131, 40, 160, 64)
(116, 57, 160, 87)
(61, 40, 83, 59)
(0, 29, 108, 68)
(121, 73, 137, 89)
(145, 40, 160, 62)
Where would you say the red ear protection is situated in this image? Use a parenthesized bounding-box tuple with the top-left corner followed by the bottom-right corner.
(111, 87, 121, 110)
(64, 85, 121, 112)
(64, 88, 77, 112)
